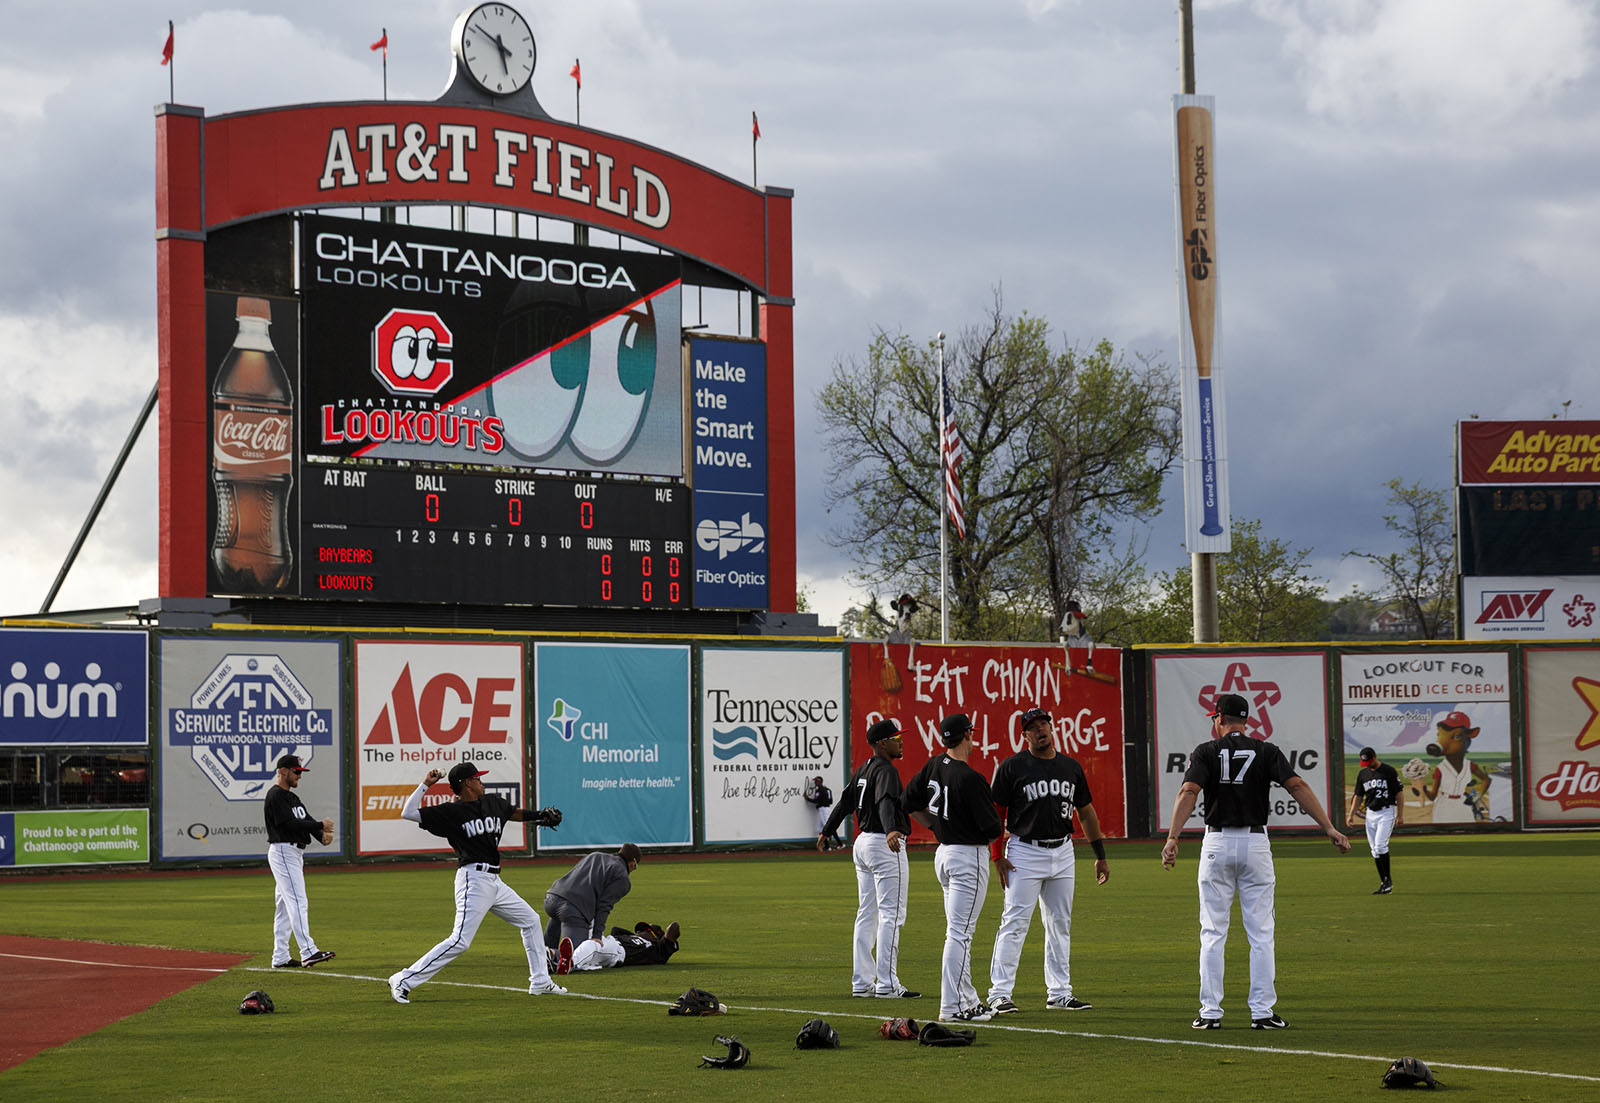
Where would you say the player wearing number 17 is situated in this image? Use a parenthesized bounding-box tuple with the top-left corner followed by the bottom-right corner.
(1160, 694, 1349, 1030)
(903, 714, 1004, 1023)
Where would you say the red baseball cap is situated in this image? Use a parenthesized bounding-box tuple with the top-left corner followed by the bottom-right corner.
(1439, 711, 1473, 730)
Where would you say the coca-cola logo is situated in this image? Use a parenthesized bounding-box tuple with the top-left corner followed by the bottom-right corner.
(218, 411, 292, 456)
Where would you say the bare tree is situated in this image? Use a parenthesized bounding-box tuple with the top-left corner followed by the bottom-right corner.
(1347, 479, 1456, 639)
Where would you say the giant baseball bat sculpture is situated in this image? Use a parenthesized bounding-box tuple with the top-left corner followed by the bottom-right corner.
(1177, 104, 1223, 537)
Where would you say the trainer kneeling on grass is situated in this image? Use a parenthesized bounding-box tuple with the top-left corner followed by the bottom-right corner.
(388, 762, 566, 1005)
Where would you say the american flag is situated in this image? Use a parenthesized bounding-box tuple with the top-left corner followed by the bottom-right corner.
(941, 363, 966, 539)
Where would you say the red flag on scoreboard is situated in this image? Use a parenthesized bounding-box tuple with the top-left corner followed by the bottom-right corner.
(161, 21, 174, 66)
(371, 30, 388, 52)
(570, 59, 581, 88)
(752, 111, 761, 139)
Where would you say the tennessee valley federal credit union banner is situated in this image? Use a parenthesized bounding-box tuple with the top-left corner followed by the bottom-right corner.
(1524, 647, 1600, 826)
(847, 642, 1127, 839)
(533, 643, 691, 850)
(1, 628, 147, 746)
(1151, 652, 1330, 833)
(355, 640, 526, 856)
(159, 638, 342, 861)
(701, 647, 845, 844)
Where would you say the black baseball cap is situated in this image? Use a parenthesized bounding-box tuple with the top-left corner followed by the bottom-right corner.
(1209, 693, 1249, 720)
(866, 719, 903, 744)
(276, 754, 307, 772)
(1359, 747, 1377, 764)
(1019, 707, 1051, 729)
(447, 761, 489, 791)
(939, 713, 973, 746)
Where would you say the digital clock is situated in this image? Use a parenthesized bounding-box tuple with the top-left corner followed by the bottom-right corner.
(298, 465, 691, 608)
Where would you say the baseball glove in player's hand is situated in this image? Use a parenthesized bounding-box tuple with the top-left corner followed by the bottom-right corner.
(698, 1035, 750, 1069)
(534, 807, 563, 828)
(795, 1018, 840, 1049)
(879, 1017, 920, 1041)
(238, 990, 275, 1015)
(1381, 1055, 1440, 1089)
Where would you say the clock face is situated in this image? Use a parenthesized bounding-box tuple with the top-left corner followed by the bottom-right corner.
(456, 4, 536, 96)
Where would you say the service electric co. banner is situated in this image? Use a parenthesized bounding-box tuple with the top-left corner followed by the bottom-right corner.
(847, 642, 1126, 839)
(1151, 652, 1330, 833)
(354, 640, 525, 856)
(160, 638, 343, 861)
(701, 647, 845, 844)
(533, 643, 691, 849)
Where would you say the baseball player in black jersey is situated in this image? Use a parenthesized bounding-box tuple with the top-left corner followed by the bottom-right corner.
(570, 920, 682, 970)
(387, 761, 566, 1004)
(986, 707, 1108, 1014)
(1161, 693, 1349, 1030)
(905, 713, 1004, 1023)
(819, 718, 919, 999)
(263, 754, 336, 969)
(1349, 747, 1403, 894)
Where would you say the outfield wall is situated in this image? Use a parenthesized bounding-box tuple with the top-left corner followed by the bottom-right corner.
(4, 626, 1600, 869)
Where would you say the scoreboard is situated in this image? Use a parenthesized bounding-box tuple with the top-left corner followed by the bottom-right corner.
(300, 466, 691, 608)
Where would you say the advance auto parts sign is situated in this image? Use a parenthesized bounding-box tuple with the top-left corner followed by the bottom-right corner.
(355, 640, 525, 856)
(301, 213, 682, 477)
(158, 638, 341, 861)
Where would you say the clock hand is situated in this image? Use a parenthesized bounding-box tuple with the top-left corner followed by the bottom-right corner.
(470, 23, 512, 68)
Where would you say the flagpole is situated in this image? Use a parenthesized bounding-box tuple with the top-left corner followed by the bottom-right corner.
(166, 21, 174, 102)
(382, 28, 388, 100)
(938, 331, 949, 644)
(752, 111, 759, 187)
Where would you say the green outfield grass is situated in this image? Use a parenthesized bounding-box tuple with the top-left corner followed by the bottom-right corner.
(3, 834, 1598, 1101)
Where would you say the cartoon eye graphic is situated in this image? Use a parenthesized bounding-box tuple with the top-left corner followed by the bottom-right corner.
(491, 330, 589, 460)
(568, 301, 657, 464)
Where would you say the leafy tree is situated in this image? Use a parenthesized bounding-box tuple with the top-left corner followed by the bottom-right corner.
(1346, 479, 1456, 639)
(1131, 518, 1329, 643)
(816, 297, 1180, 641)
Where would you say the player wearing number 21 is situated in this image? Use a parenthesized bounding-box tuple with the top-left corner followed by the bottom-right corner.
(1161, 693, 1349, 1031)
(904, 714, 1004, 1023)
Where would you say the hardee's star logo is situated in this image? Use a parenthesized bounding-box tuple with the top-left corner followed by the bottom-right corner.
(1563, 595, 1596, 630)
(1573, 677, 1600, 750)
(1200, 661, 1283, 739)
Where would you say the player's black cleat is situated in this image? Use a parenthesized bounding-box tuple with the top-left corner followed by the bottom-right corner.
(1373, 880, 1393, 895)
(1046, 996, 1092, 1010)
(302, 950, 336, 967)
(989, 997, 1020, 1015)
(881, 988, 920, 998)
(1191, 1017, 1221, 1029)
(1251, 1014, 1290, 1029)
(272, 959, 302, 968)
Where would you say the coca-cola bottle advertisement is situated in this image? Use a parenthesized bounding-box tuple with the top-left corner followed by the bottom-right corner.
(205, 292, 300, 596)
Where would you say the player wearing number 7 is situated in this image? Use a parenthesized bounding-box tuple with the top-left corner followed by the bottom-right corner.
(1161, 693, 1349, 1030)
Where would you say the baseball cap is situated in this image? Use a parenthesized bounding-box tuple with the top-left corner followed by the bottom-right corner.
(1438, 710, 1473, 730)
(1018, 707, 1051, 728)
(866, 719, 903, 744)
(939, 713, 974, 746)
(275, 754, 307, 773)
(1359, 747, 1377, 764)
(447, 761, 489, 791)
(1209, 693, 1249, 720)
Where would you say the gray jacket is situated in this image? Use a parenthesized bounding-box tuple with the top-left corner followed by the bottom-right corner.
(547, 852, 632, 938)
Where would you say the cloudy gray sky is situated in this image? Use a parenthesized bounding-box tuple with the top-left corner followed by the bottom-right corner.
(1, 0, 1596, 624)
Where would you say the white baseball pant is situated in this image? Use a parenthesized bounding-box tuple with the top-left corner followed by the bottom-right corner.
(268, 843, 320, 966)
(392, 866, 555, 992)
(1364, 805, 1397, 855)
(852, 831, 909, 995)
(1197, 828, 1277, 1021)
(572, 935, 625, 970)
(933, 843, 990, 1017)
(988, 837, 1077, 1003)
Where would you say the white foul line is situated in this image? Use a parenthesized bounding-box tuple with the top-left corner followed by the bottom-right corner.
(0, 951, 234, 974)
(240, 967, 1600, 1084)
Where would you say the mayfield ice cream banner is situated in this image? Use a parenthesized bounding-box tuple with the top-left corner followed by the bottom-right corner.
(1524, 646, 1600, 826)
(1339, 651, 1513, 826)
(847, 642, 1126, 839)
(1151, 652, 1330, 833)
(354, 640, 525, 856)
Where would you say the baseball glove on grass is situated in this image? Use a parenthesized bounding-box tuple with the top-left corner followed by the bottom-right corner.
(699, 1035, 750, 1069)
(796, 1018, 840, 1049)
(238, 990, 274, 1015)
(879, 1017, 920, 1040)
(1381, 1056, 1440, 1089)
(668, 987, 724, 1015)
(917, 1021, 976, 1047)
